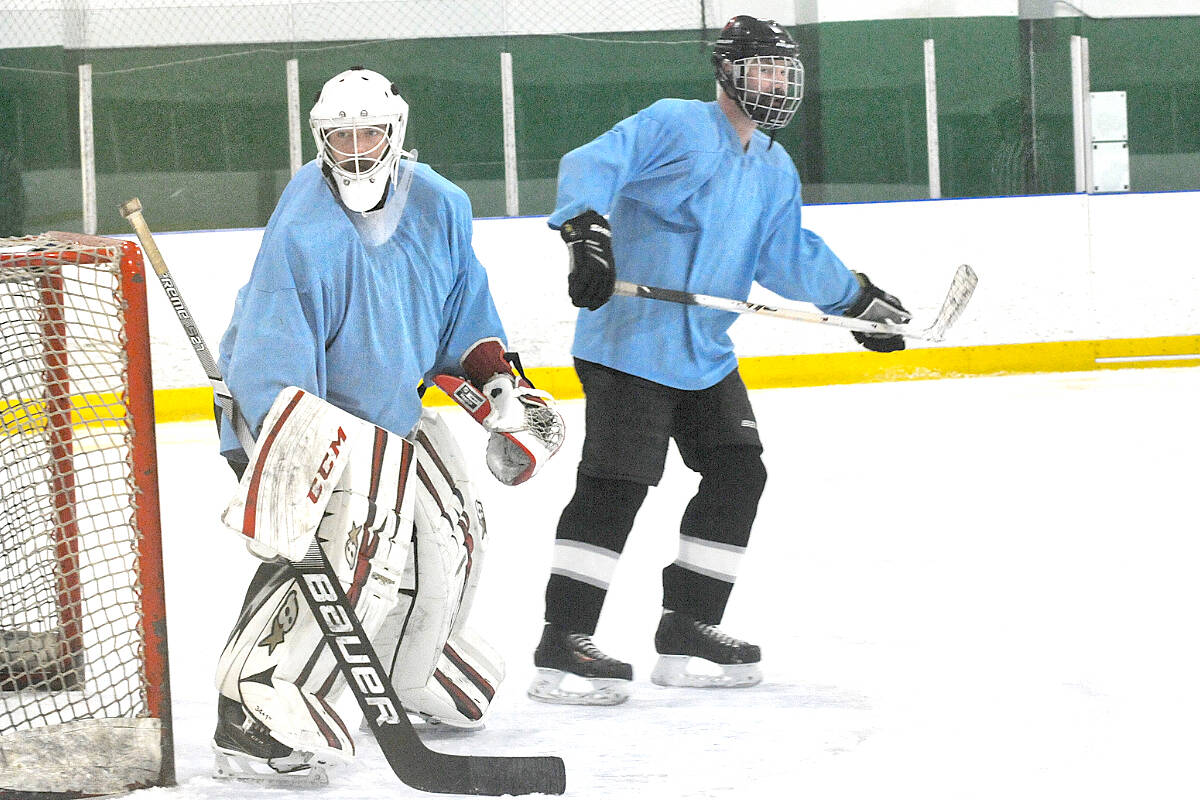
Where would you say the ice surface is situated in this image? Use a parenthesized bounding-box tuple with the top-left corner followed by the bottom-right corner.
(143, 367, 1200, 799)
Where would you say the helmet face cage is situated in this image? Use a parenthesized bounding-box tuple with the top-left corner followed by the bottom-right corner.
(318, 121, 396, 183)
(308, 68, 410, 213)
(712, 16, 805, 131)
(725, 55, 804, 130)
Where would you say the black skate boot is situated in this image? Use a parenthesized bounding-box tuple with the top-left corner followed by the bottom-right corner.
(212, 694, 328, 785)
(527, 624, 633, 705)
(651, 611, 763, 688)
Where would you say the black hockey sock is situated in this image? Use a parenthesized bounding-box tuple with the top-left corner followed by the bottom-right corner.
(664, 445, 767, 623)
(544, 472, 648, 633)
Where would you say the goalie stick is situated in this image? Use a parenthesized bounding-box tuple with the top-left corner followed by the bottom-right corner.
(613, 263, 978, 343)
(119, 197, 566, 796)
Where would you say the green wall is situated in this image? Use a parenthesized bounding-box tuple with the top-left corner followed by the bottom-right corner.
(1, 16, 1197, 234)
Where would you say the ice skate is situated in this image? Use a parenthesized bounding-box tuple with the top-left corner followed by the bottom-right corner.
(650, 611, 763, 689)
(211, 695, 329, 786)
(527, 624, 633, 706)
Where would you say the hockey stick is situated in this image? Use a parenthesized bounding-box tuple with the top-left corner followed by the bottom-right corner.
(117, 199, 256, 448)
(120, 198, 566, 796)
(612, 263, 978, 343)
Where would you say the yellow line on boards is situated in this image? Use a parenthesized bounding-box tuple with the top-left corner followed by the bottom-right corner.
(138, 335, 1200, 425)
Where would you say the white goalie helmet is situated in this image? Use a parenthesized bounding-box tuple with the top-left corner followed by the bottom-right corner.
(310, 67, 412, 213)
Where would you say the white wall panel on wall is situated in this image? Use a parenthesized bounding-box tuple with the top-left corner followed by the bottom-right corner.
(131, 191, 1200, 390)
(1023, 0, 1200, 17)
(748, 193, 1095, 349)
(9, 1, 1196, 49)
(1086, 191, 1200, 340)
(712, 0, 797, 24)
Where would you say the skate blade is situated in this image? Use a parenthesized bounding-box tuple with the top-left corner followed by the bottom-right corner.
(650, 655, 763, 689)
(527, 667, 631, 706)
(213, 746, 329, 787)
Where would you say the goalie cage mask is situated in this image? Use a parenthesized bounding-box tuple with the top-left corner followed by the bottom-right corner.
(310, 67, 415, 213)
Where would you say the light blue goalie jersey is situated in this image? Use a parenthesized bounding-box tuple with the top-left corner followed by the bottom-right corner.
(217, 160, 506, 460)
(548, 98, 861, 390)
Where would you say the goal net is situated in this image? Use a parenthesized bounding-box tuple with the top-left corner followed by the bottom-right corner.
(0, 232, 173, 796)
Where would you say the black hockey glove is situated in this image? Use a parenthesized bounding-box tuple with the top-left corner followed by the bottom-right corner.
(845, 272, 911, 353)
(559, 210, 615, 311)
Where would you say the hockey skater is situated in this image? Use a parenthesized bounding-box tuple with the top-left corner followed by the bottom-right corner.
(528, 16, 911, 705)
(208, 67, 564, 784)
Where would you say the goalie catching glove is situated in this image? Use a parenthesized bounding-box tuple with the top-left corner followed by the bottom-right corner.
(435, 338, 565, 486)
(845, 271, 911, 353)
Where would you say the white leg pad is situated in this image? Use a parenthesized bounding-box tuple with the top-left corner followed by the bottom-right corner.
(238, 673, 355, 759)
(215, 414, 419, 762)
(214, 575, 355, 763)
(372, 410, 505, 726)
(397, 627, 505, 728)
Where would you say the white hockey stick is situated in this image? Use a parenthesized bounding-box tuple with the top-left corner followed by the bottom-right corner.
(120, 198, 566, 796)
(613, 264, 978, 343)
(119, 199, 255, 447)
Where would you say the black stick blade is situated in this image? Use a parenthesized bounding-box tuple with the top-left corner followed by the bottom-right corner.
(295, 542, 567, 795)
(372, 746, 567, 796)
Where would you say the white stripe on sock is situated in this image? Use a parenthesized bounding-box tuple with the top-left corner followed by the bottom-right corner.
(674, 534, 745, 584)
(551, 540, 621, 590)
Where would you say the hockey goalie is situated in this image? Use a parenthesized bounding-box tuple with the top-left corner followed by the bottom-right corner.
(212, 379, 559, 785)
(205, 66, 564, 786)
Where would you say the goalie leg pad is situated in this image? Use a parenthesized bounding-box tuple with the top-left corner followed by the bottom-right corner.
(372, 410, 505, 725)
(414, 410, 490, 630)
(214, 574, 356, 763)
(221, 387, 374, 562)
(214, 420, 419, 762)
(397, 628, 505, 729)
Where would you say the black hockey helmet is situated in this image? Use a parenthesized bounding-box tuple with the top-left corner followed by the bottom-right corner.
(711, 15, 804, 130)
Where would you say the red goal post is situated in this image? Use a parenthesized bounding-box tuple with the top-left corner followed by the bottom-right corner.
(0, 232, 173, 796)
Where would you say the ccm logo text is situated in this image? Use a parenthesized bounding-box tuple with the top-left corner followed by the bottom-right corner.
(307, 427, 348, 504)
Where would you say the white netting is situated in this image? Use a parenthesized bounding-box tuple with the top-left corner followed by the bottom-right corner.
(0, 0, 719, 49)
(0, 235, 149, 735)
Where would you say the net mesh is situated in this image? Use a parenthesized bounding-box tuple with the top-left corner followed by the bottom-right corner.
(0, 234, 149, 734)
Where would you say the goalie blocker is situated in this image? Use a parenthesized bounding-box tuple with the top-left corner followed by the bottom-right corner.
(215, 388, 505, 782)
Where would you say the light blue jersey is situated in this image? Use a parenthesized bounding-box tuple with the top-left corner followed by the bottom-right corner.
(548, 98, 861, 390)
(217, 160, 506, 460)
